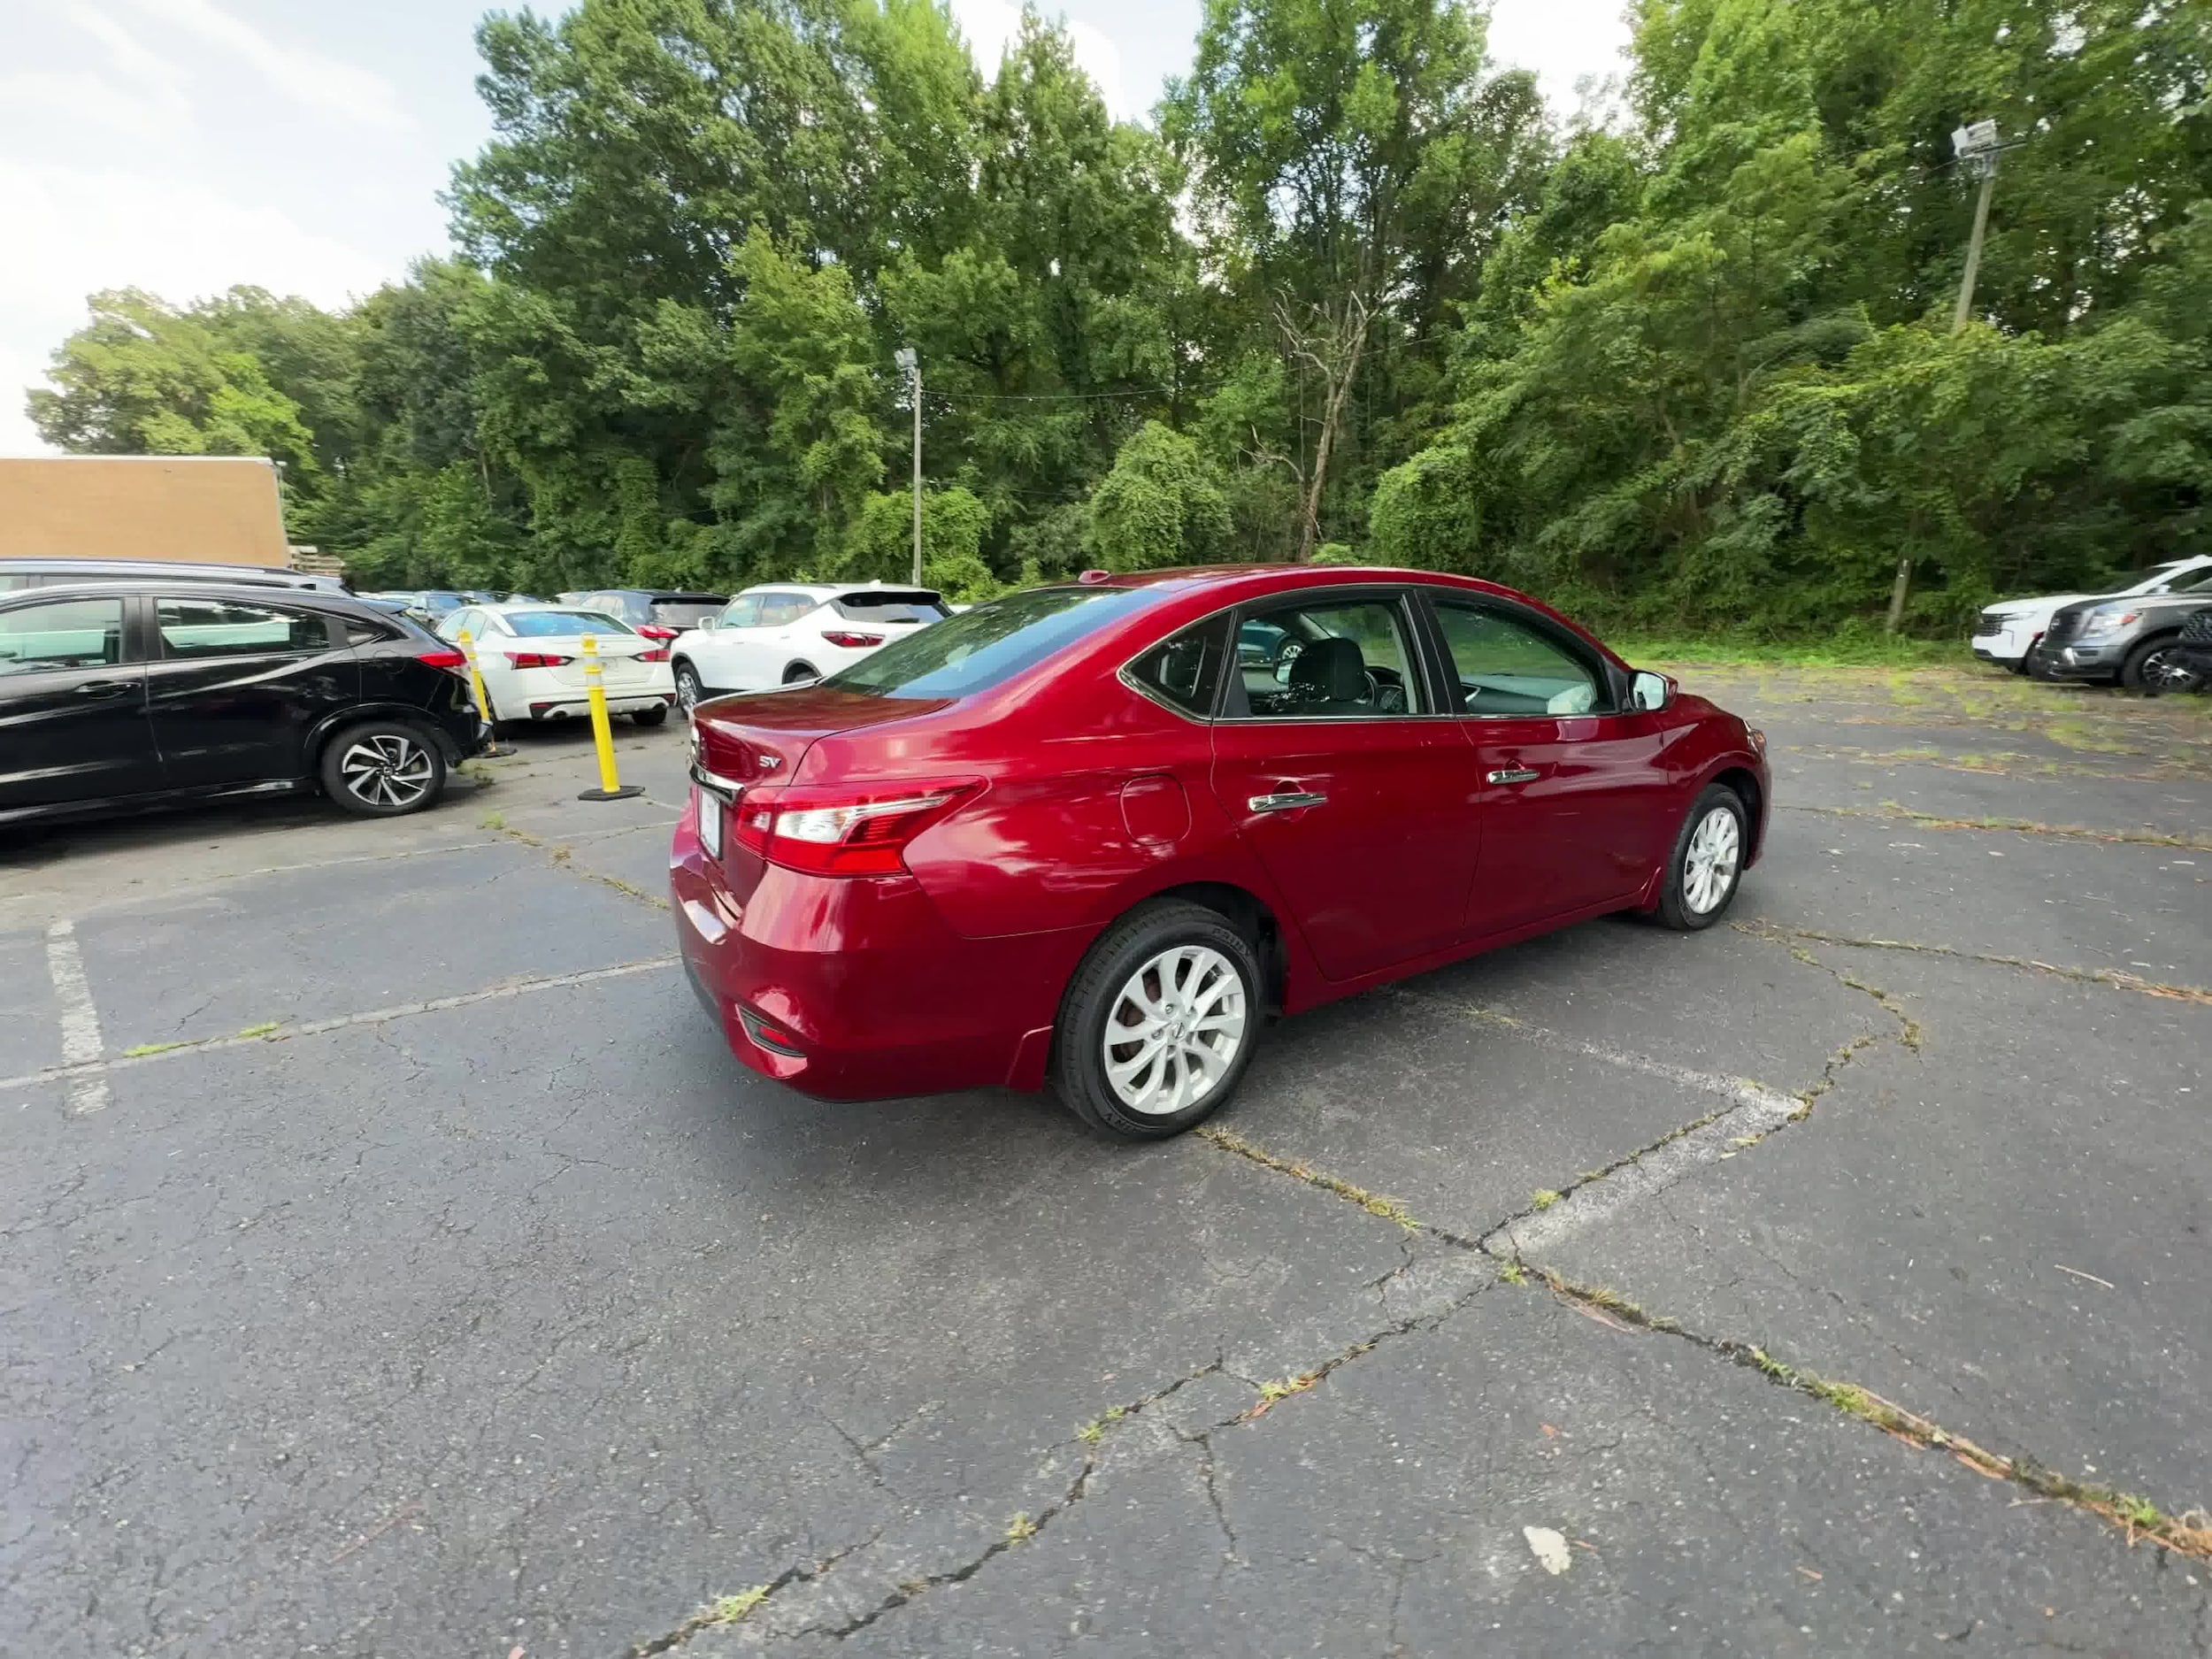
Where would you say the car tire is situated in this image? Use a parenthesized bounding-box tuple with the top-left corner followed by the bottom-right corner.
(632, 704, 670, 727)
(1052, 899, 1263, 1141)
(783, 661, 818, 685)
(674, 662, 706, 715)
(2007, 656, 2032, 676)
(1653, 783, 1747, 931)
(2121, 634, 2198, 695)
(320, 720, 447, 818)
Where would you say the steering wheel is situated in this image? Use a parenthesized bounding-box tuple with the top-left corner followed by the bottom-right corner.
(1375, 678, 1407, 714)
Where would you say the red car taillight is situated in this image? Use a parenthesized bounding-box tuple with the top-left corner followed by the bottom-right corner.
(820, 629, 884, 649)
(733, 781, 981, 876)
(638, 647, 671, 663)
(414, 646, 469, 672)
(502, 650, 575, 668)
(637, 625, 680, 641)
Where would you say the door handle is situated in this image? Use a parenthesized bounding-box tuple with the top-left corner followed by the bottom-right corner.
(73, 680, 128, 698)
(1249, 790, 1326, 813)
(1486, 768, 1540, 785)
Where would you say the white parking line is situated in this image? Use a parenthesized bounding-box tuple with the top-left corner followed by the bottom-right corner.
(0, 956, 681, 1098)
(42, 919, 110, 1114)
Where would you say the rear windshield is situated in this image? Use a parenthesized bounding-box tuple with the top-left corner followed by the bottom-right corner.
(834, 591, 948, 625)
(504, 610, 635, 637)
(822, 585, 1152, 699)
(647, 599, 725, 627)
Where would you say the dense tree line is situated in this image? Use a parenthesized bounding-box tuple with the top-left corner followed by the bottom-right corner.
(27, 0, 2212, 634)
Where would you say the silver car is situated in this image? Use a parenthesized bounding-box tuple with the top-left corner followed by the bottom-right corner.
(2032, 574, 2212, 691)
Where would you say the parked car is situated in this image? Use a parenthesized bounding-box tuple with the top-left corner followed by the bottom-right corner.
(2173, 605, 2212, 689)
(0, 557, 349, 595)
(2030, 573, 2212, 691)
(1971, 554, 2212, 672)
(669, 583, 948, 712)
(436, 603, 677, 726)
(569, 589, 728, 642)
(672, 565, 1769, 1139)
(359, 589, 467, 624)
(0, 580, 487, 826)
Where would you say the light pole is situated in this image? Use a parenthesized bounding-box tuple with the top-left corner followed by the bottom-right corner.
(894, 347, 921, 587)
(1887, 119, 2001, 634)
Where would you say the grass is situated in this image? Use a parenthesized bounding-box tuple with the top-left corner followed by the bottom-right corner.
(705, 1585, 772, 1624)
(1529, 1188, 1562, 1210)
(1613, 633, 1960, 668)
(1003, 1512, 1037, 1544)
(234, 1022, 281, 1040)
(120, 1041, 188, 1058)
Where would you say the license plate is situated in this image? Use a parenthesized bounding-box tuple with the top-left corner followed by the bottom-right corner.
(697, 787, 724, 858)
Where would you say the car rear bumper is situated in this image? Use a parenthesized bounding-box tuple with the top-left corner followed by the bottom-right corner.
(668, 789, 1081, 1100)
(523, 691, 676, 719)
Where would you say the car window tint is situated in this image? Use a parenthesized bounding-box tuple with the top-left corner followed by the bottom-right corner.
(1432, 600, 1603, 716)
(157, 598, 332, 659)
(1226, 595, 1425, 718)
(1126, 614, 1232, 717)
(825, 586, 1156, 699)
(344, 616, 399, 647)
(506, 610, 635, 637)
(0, 597, 127, 674)
(835, 593, 947, 623)
(755, 592, 816, 626)
(648, 600, 724, 628)
(721, 596, 761, 628)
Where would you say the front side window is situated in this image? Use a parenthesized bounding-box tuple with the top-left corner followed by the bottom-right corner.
(720, 596, 761, 629)
(157, 599, 331, 660)
(0, 597, 126, 674)
(1226, 595, 1425, 718)
(1432, 599, 1604, 716)
(1126, 614, 1233, 717)
(824, 585, 1156, 699)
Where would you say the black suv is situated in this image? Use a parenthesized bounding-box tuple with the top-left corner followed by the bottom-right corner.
(0, 581, 488, 827)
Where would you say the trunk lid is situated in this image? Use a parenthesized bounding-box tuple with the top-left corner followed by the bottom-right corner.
(690, 686, 953, 785)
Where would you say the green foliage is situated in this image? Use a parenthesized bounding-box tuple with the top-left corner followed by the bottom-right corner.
(22, 0, 2212, 634)
(1087, 422, 1231, 570)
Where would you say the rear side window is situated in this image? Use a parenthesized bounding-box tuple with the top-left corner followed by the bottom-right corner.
(157, 598, 334, 658)
(1126, 614, 1232, 717)
(754, 592, 818, 626)
(834, 592, 947, 624)
(824, 586, 1155, 699)
(647, 600, 724, 628)
(0, 597, 126, 672)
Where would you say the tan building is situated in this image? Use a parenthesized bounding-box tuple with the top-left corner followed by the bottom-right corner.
(0, 455, 291, 568)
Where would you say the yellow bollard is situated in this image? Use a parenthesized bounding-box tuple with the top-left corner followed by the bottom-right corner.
(576, 633, 644, 802)
(455, 627, 513, 757)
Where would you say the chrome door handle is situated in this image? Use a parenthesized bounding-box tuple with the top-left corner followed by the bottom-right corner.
(1486, 768, 1540, 785)
(1249, 790, 1326, 813)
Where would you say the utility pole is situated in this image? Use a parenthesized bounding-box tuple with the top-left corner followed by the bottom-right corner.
(895, 347, 921, 586)
(1888, 119, 2001, 634)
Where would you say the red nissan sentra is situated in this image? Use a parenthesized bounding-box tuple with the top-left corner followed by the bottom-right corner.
(672, 566, 1769, 1138)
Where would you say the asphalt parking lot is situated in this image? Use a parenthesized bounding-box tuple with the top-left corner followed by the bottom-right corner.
(5, 667, 2208, 1658)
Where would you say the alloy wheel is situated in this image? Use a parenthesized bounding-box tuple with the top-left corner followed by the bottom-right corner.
(2140, 645, 2200, 694)
(676, 666, 702, 714)
(1102, 944, 1248, 1118)
(338, 733, 434, 810)
(1682, 805, 1741, 916)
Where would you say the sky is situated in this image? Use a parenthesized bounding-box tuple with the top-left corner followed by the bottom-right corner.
(0, 0, 1634, 457)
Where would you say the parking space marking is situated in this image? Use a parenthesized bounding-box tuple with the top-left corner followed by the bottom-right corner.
(42, 919, 109, 1114)
(0, 955, 681, 1097)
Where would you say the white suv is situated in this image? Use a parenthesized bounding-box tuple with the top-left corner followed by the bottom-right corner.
(1972, 555, 2212, 672)
(670, 583, 948, 712)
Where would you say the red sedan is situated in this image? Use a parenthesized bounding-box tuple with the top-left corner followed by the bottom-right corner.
(672, 566, 1769, 1138)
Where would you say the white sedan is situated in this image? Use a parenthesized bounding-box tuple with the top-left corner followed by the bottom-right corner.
(668, 583, 948, 712)
(437, 603, 677, 727)
(1971, 554, 2212, 672)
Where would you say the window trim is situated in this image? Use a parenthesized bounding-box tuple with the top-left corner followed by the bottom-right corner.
(1412, 589, 1623, 718)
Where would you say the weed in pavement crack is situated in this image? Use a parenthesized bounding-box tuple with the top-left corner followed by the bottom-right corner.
(1737, 918, 2212, 1008)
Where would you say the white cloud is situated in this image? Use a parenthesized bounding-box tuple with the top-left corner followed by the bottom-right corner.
(0, 160, 393, 454)
(947, 0, 1133, 120)
(1485, 0, 1634, 116)
(124, 0, 413, 132)
(65, 0, 194, 115)
(0, 70, 182, 146)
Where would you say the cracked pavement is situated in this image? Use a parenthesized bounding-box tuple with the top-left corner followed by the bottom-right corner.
(2, 666, 2208, 1656)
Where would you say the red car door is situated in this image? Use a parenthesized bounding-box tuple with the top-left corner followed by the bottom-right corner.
(1209, 588, 1480, 981)
(1423, 592, 1675, 936)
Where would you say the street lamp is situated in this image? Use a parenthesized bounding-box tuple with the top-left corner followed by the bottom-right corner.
(1949, 119, 2001, 333)
(894, 348, 921, 587)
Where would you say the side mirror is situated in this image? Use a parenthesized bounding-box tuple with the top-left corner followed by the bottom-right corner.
(697, 615, 719, 631)
(1629, 670, 1674, 711)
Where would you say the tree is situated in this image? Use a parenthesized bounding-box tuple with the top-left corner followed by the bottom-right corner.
(1088, 421, 1233, 569)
